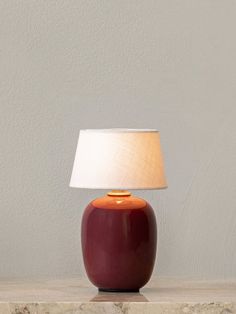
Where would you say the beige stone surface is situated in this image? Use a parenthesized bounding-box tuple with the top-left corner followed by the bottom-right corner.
(0, 278, 235, 313)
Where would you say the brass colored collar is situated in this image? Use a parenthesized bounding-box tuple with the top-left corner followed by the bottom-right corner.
(107, 190, 131, 197)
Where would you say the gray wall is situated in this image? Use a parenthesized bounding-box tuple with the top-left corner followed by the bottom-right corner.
(0, 1, 235, 279)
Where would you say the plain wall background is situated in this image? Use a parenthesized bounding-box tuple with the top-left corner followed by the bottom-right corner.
(0, 1, 235, 279)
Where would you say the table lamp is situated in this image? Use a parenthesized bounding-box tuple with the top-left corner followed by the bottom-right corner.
(70, 129, 167, 292)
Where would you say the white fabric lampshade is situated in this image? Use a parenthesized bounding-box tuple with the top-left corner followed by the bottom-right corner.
(70, 129, 167, 190)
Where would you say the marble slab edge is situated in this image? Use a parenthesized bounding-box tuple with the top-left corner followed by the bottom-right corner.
(0, 301, 236, 314)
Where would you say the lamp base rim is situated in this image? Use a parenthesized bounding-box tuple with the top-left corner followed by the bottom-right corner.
(98, 288, 140, 293)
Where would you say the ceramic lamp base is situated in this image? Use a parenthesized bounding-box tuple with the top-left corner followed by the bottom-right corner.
(81, 191, 157, 292)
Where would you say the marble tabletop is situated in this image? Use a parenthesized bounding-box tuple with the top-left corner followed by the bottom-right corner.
(0, 277, 235, 313)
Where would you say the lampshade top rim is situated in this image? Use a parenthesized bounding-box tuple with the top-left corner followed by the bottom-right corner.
(80, 128, 159, 133)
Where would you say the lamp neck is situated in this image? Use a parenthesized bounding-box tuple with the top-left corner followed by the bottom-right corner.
(107, 190, 131, 197)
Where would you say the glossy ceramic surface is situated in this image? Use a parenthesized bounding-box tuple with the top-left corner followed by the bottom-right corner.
(81, 193, 157, 292)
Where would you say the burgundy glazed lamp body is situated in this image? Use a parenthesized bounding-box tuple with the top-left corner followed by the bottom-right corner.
(70, 129, 167, 292)
(81, 191, 157, 292)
